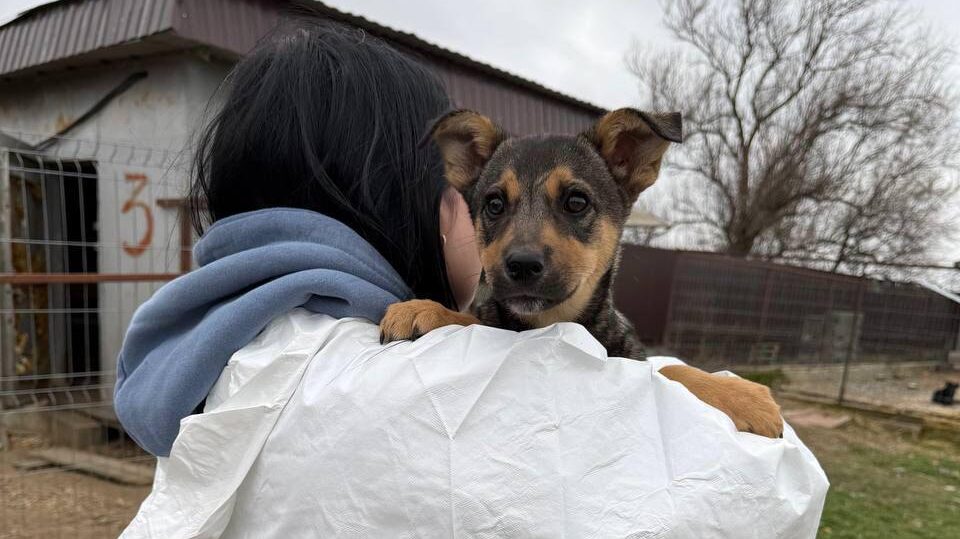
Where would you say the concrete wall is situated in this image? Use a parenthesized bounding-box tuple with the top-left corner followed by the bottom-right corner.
(0, 51, 231, 385)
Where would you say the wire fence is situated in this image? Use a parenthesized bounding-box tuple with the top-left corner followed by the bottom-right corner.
(616, 245, 960, 423)
(1, 136, 959, 536)
(1, 137, 186, 538)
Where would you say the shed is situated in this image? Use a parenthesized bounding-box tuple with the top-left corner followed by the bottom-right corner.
(0, 0, 606, 389)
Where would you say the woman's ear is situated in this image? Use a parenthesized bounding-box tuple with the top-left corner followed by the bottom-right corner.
(426, 110, 506, 192)
(582, 108, 682, 204)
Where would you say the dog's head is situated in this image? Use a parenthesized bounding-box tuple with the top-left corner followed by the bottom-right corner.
(429, 108, 681, 326)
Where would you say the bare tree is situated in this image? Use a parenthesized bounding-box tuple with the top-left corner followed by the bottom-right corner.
(629, 0, 959, 273)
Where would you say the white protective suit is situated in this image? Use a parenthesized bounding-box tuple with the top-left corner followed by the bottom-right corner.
(122, 309, 828, 538)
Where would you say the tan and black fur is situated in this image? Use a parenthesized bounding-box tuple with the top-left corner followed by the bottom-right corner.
(379, 108, 784, 438)
(383, 108, 680, 359)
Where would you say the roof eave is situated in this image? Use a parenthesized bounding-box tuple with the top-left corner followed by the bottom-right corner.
(0, 0, 605, 116)
(307, 2, 606, 114)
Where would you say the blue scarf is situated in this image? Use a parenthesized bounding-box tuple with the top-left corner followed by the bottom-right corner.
(114, 208, 411, 456)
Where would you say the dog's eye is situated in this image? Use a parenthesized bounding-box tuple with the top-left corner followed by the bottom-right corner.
(564, 192, 590, 214)
(485, 195, 505, 217)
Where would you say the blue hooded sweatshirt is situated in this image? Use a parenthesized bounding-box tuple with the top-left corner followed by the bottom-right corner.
(114, 208, 411, 456)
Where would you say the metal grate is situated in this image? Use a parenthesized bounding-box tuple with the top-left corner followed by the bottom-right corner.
(1, 135, 187, 538)
(616, 245, 960, 413)
(660, 254, 960, 366)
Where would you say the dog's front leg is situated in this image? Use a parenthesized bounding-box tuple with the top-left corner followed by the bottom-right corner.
(659, 365, 783, 438)
(380, 299, 481, 343)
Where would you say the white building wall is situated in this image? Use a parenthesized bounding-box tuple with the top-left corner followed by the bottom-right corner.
(0, 52, 231, 385)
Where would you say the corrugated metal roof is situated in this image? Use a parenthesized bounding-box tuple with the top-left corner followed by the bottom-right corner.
(420, 54, 596, 134)
(309, 3, 605, 115)
(918, 281, 960, 305)
(173, 0, 280, 60)
(0, 0, 175, 76)
(0, 0, 604, 119)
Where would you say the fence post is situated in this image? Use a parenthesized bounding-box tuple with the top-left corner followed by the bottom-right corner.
(756, 268, 774, 363)
(0, 150, 14, 388)
(838, 280, 866, 405)
(662, 253, 680, 354)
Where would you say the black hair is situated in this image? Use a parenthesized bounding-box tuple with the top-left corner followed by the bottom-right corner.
(190, 20, 457, 309)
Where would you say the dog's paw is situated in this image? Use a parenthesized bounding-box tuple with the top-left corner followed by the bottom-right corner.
(712, 376, 783, 438)
(659, 365, 783, 438)
(380, 299, 481, 344)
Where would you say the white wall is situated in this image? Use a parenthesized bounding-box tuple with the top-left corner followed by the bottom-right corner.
(0, 52, 231, 385)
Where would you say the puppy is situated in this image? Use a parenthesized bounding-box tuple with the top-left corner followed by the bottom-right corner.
(381, 108, 782, 437)
(932, 382, 958, 405)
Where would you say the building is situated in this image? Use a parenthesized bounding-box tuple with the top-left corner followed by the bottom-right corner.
(620, 206, 668, 245)
(0, 0, 619, 389)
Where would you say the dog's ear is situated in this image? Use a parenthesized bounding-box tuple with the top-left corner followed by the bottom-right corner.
(582, 108, 682, 203)
(426, 110, 506, 192)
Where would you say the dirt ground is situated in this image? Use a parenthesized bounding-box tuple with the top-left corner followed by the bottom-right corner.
(777, 363, 960, 420)
(0, 430, 152, 539)
(0, 460, 151, 538)
(829, 370, 960, 419)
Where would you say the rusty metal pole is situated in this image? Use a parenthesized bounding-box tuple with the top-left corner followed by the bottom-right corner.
(0, 150, 14, 388)
(838, 281, 866, 405)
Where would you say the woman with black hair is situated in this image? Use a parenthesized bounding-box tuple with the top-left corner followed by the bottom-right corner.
(116, 19, 827, 538)
(115, 21, 473, 456)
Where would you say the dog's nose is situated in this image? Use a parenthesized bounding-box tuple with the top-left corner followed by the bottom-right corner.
(505, 251, 545, 282)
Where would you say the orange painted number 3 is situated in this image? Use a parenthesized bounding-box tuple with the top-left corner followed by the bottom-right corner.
(122, 173, 153, 257)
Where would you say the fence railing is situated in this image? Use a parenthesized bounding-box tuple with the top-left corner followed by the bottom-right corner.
(1, 137, 185, 537)
(615, 245, 960, 413)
